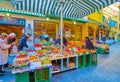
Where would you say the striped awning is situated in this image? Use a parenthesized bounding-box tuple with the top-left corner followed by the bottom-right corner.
(10, 0, 118, 19)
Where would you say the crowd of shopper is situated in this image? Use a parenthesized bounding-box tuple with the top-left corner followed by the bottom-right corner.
(0, 32, 31, 76)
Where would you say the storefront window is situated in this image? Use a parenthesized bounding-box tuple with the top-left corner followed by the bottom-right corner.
(34, 21, 58, 43)
(88, 26, 94, 40)
(64, 24, 82, 41)
(0, 25, 24, 45)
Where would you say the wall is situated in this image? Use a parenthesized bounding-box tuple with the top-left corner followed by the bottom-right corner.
(88, 11, 102, 24)
(0, 1, 15, 10)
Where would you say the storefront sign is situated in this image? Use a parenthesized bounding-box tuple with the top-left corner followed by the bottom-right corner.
(0, 16, 25, 26)
(108, 20, 116, 27)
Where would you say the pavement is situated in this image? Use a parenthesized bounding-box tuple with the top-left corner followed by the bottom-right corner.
(0, 43, 120, 82)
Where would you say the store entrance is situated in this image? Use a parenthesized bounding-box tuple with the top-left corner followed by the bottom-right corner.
(0, 24, 24, 45)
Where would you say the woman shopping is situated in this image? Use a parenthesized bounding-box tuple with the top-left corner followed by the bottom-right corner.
(0, 33, 14, 76)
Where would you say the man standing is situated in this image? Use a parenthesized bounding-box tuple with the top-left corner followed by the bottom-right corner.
(18, 33, 31, 51)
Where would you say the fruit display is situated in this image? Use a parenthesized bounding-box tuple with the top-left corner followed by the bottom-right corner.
(40, 56, 51, 65)
(36, 50, 44, 56)
(29, 55, 39, 62)
(13, 52, 29, 67)
(69, 62, 75, 68)
(96, 43, 109, 49)
(34, 42, 42, 47)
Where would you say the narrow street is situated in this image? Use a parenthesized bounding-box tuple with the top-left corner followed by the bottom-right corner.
(0, 43, 120, 82)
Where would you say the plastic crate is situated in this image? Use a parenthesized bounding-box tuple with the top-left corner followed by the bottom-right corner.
(97, 47, 109, 55)
(34, 68, 50, 82)
(15, 72, 30, 82)
(78, 54, 86, 69)
(85, 54, 92, 67)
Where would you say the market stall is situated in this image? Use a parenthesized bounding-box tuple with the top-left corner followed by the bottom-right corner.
(35, 40, 97, 74)
(12, 51, 52, 82)
(96, 43, 109, 55)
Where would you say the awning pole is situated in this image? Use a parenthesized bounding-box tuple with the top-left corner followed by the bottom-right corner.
(60, 1, 63, 55)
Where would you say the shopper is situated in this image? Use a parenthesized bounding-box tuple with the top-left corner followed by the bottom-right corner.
(18, 33, 31, 51)
(85, 37, 95, 50)
(54, 35, 67, 46)
(0, 33, 14, 76)
(4, 33, 16, 68)
(102, 35, 106, 44)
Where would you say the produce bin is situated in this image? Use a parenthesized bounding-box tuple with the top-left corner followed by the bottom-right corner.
(97, 47, 109, 55)
(15, 72, 30, 82)
(85, 54, 92, 67)
(69, 57, 76, 69)
(78, 54, 86, 69)
(34, 68, 50, 82)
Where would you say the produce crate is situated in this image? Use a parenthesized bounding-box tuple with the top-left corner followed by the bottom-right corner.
(78, 54, 86, 69)
(15, 72, 30, 82)
(97, 47, 109, 55)
(85, 54, 92, 67)
(34, 68, 50, 82)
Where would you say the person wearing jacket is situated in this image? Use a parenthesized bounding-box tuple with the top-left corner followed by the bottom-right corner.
(54, 35, 67, 46)
(4, 33, 16, 69)
(18, 33, 31, 51)
(85, 37, 95, 50)
(0, 33, 14, 76)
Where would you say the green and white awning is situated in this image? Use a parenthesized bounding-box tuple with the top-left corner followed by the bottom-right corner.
(11, 0, 118, 18)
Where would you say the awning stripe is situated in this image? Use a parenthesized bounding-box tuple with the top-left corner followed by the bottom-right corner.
(73, 2, 87, 16)
(83, 0, 98, 11)
(10, 0, 119, 18)
(76, 1, 92, 14)
(36, 0, 40, 12)
(43, 0, 47, 14)
(45, 0, 50, 14)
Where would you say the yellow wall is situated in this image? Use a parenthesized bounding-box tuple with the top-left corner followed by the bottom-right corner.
(88, 11, 102, 24)
(0, 1, 15, 9)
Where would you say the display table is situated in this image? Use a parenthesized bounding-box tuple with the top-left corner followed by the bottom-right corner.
(12, 52, 52, 82)
(12, 42, 98, 82)
(50, 53, 97, 74)
(96, 44, 109, 55)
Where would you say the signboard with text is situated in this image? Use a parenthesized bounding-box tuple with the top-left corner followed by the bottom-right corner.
(0, 16, 25, 26)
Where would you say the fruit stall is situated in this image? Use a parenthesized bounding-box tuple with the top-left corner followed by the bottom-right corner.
(12, 51, 52, 82)
(35, 41, 97, 74)
(12, 40, 97, 82)
(95, 43, 109, 55)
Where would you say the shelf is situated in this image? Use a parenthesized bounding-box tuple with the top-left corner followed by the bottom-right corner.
(52, 70, 61, 74)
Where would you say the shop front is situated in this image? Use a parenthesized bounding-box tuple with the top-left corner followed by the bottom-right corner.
(0, 16, 25, 45)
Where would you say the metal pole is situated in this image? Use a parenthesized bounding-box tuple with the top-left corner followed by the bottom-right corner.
(60, 2, 63, 55)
